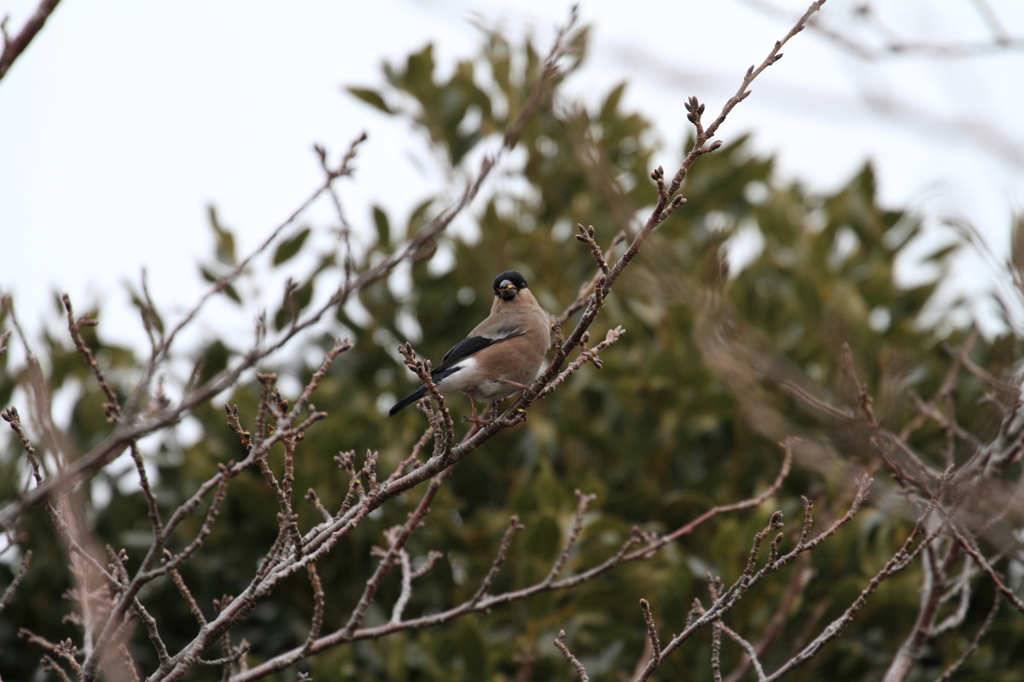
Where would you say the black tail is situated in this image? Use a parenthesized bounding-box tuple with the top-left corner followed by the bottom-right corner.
(388, 385, 428, 416)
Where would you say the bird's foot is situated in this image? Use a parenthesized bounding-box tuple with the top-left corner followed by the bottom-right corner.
(462, 402, 492, 427)
(461, 400, 503, 427)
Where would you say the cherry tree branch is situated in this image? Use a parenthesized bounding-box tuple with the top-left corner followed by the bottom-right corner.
(0, 0, 62, 82)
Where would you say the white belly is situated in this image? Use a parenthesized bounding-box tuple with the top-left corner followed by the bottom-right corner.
(435, 356, 545, 403)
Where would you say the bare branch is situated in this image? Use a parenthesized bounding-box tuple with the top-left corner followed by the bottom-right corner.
(762, 520, 927, 681)
(391, 550, 414, 622)
(0, 14, 571, 530)
(63, 293, 121, 421)
(301, 563, 324, 654)
(544, 490, 595, 585)
(469, 516, 525, 607)
(639, 599, 662, 665)
(633, 474, 872, 682)
(130, 442, 163, 537)
(5, 4, 953, 681)
(343, 465, 453, 638)
(695, 584, 729, 682)
(0, 0, 62, 82)
(169, 567, 207, 627)
(720, 622, 768, 682)
(952, 528, 1024, 615)
(881, 540, 963, 682)
(118, 643, 142, 682)
(233, 449, 795, 680)
(742, 0, 1024, 59)
(0, 549, 32, 612)
(723, 554, 813, 682)
(39, 654, 74, 682)
(2, 407, 43, 486)
(398, 342, 454, 455)
(933, 590, 1001, 682)
(554, 630, 590, 682)
(197, 644, 250, 667)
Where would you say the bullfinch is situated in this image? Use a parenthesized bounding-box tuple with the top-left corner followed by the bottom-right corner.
(389, 270, 550, 423)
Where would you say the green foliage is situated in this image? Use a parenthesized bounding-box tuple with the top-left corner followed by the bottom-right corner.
(208, 205, 238, 266)
(199, 206, 243, 304)
(273, 227, 311, 266)
(3, 24, 1023, 682)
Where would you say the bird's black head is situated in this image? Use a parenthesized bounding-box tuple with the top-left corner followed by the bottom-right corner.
(493, 270, 528, 301)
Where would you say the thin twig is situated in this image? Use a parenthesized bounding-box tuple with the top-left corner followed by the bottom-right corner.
(952, 528, 1024, 615)
(933, 590, 1001, 682)
(341, 466, 453, 638)
(743, 0, 1024, 59)
(543, 490, 595, 585)
(237, 451, 794, 680)
(720, 622, 768, 682)
(0, 0, 62, 81)
(761, 521, 928, 681)
(554, 630, 590, 682)
(0, 549, 32, 612)
(169, 567, 207, 627)
(301, 563, 325, 654)
(63, 294, 121, 421)
(470, 516, 525, 606)
(639, 599, 661, 664)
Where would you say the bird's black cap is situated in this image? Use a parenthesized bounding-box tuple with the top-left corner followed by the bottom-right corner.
(493, 270, 528, 292)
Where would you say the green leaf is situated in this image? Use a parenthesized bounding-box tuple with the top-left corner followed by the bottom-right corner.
(199, 266, 241, 305)
(128, 290, 164, 335)
(600, 82, 627, 120)
(407, 198, 434, 234)
(1010, 213, 1024, 275)
(207, 205, 236, 266)
(373, 206, 390, 247)
(486, 33, 511, 95)
(274, 279, 314, 330)
(346, 87, 392, 114)
(925, 241, 960, 265)
(405, 45, 436, 90)
(223, 283, 241, 304)
(272, 227, 311, 266)
(192, 340, 230, 387)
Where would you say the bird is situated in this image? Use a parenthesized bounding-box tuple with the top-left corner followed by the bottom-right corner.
(389, 270, 551, 424)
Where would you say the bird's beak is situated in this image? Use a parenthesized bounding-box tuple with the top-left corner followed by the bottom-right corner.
(498, 280, 517, 300)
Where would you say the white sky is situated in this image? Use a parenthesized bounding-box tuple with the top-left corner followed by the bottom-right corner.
(1, 0, 1023, 359)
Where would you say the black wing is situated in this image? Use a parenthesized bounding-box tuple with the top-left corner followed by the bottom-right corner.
(432, 326, 524, 376)
(389, 385, 428, 416)
(388, 326, 524, 417)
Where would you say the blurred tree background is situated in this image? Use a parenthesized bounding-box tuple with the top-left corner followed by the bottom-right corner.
(3, 23, 1023, 682)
